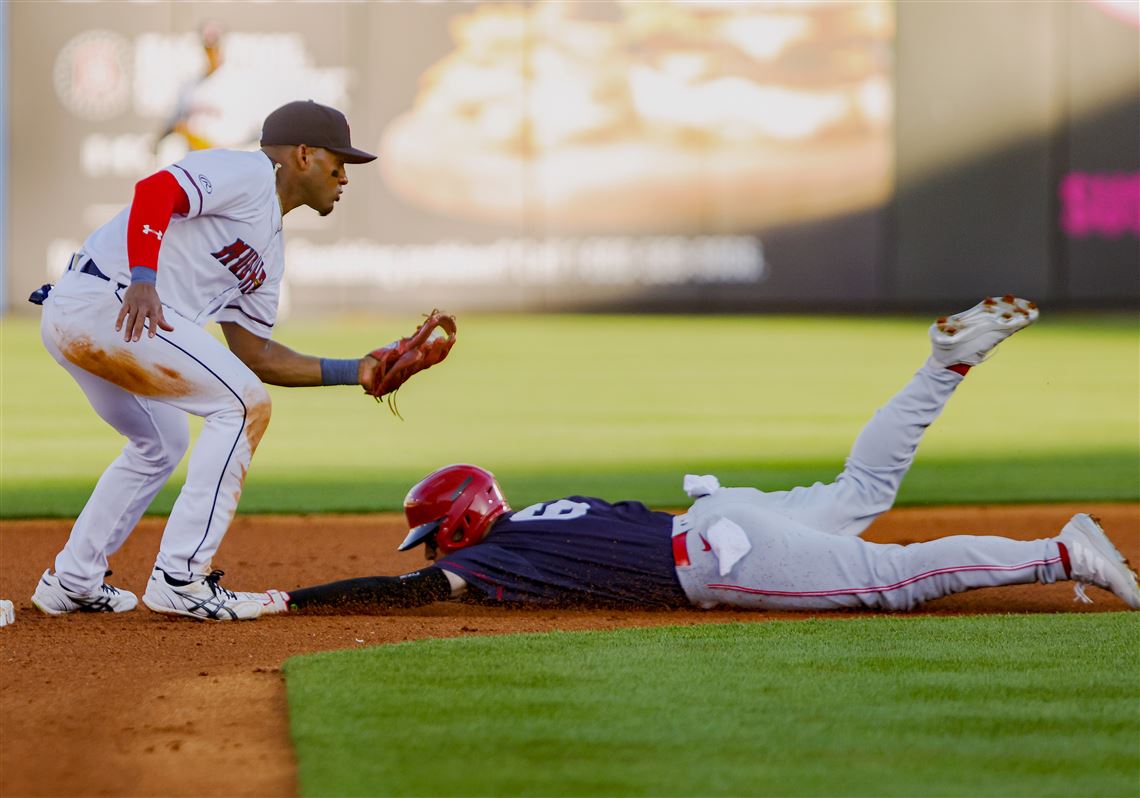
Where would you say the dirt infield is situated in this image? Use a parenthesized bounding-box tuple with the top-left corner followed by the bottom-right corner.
(1, 504, 1137, 798)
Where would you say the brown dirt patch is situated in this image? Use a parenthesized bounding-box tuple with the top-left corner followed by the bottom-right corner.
(1, 504, 1137, 797)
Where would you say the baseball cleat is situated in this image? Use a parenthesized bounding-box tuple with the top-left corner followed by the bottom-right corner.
(142, 567, 263, 621)
(31, 569, 138, 615)
(1058, 514, 1140, 609)
(928, 295, 1039, 367)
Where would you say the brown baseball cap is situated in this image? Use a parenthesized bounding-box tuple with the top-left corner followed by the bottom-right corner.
(260, 100, 377, 164)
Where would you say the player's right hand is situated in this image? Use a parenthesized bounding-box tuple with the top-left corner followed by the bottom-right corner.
(116, 283, 174, 342)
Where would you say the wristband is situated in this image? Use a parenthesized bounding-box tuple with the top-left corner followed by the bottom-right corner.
(320, 357, 360, 386)
(130, 266, 157, 285)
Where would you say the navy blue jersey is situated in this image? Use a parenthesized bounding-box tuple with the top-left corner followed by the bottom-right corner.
(434, 496, 686, 607)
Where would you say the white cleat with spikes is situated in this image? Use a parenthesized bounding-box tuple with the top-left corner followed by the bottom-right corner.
(929, 295, 1039, 367)
(1058, 514, 1140, 609)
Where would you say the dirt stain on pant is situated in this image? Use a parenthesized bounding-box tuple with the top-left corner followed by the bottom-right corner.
(244, 395, 272, 454)
(232, 396, 271, 509)
(61, 336, 190, 397)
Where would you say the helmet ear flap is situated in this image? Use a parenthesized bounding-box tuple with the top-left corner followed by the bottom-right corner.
(450, 524, 466, 544)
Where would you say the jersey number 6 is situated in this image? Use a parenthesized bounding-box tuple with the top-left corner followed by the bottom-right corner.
(511, 500, 590, 522)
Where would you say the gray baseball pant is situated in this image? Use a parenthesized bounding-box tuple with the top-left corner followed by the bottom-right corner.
(673, 360, 1067, 611)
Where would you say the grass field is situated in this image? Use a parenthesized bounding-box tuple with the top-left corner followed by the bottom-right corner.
(1, 311, 1137, 516)
(285, 614, 1140, 797)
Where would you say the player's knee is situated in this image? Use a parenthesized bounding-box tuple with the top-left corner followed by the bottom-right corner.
(243, 387, 272, 453)
(126, 435, 186, 474)
(165, 423, 191, 464)
(836, 463, 900, 515)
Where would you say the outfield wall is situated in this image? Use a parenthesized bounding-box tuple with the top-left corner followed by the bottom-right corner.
(0, 0, 9, 313)
(2, 1, 1136, 315)
(894, 1, 1139, 306)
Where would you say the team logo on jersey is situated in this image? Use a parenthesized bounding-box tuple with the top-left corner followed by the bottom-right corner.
(211, 238, 267, 294)
(198, 174, 213, 194)
(141, 224, 163, 240)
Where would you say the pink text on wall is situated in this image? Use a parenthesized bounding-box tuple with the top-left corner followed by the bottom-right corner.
(1058, 172, 1140, 239)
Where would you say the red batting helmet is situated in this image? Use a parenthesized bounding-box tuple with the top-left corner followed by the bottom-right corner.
(399, 465, 510, 557)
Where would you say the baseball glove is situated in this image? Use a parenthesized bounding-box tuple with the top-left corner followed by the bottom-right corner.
(365, 310, 457, 418)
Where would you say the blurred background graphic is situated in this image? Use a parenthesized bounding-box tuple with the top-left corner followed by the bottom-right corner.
(1, 0, 1137, 315)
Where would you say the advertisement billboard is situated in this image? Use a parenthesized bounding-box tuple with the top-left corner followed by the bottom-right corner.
(5, 1, 894, 313)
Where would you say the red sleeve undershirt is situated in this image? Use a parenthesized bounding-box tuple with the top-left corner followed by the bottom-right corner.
(126, 170, 191, 273)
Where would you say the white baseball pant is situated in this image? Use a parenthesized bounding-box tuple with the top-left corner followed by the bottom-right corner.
(40, 267, 270, 592)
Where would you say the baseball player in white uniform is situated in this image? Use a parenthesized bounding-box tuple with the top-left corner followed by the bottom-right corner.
(31, 101, 399, 621)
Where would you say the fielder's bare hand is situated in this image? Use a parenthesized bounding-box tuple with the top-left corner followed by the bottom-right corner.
(358, 353, 380, 389)
(116, 283, 174, 342)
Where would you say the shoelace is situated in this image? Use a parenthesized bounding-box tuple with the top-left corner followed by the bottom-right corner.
(99, 570, 121, 596)
(1073, 583, 1094, 604)
(1067, 540, 1101, 605)
(204, 570, 238, 600)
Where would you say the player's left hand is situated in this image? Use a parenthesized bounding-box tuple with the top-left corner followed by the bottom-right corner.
(116, 283, 174, 342)
(363, 310, 457, 417)
(358, 354, 380, 388)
